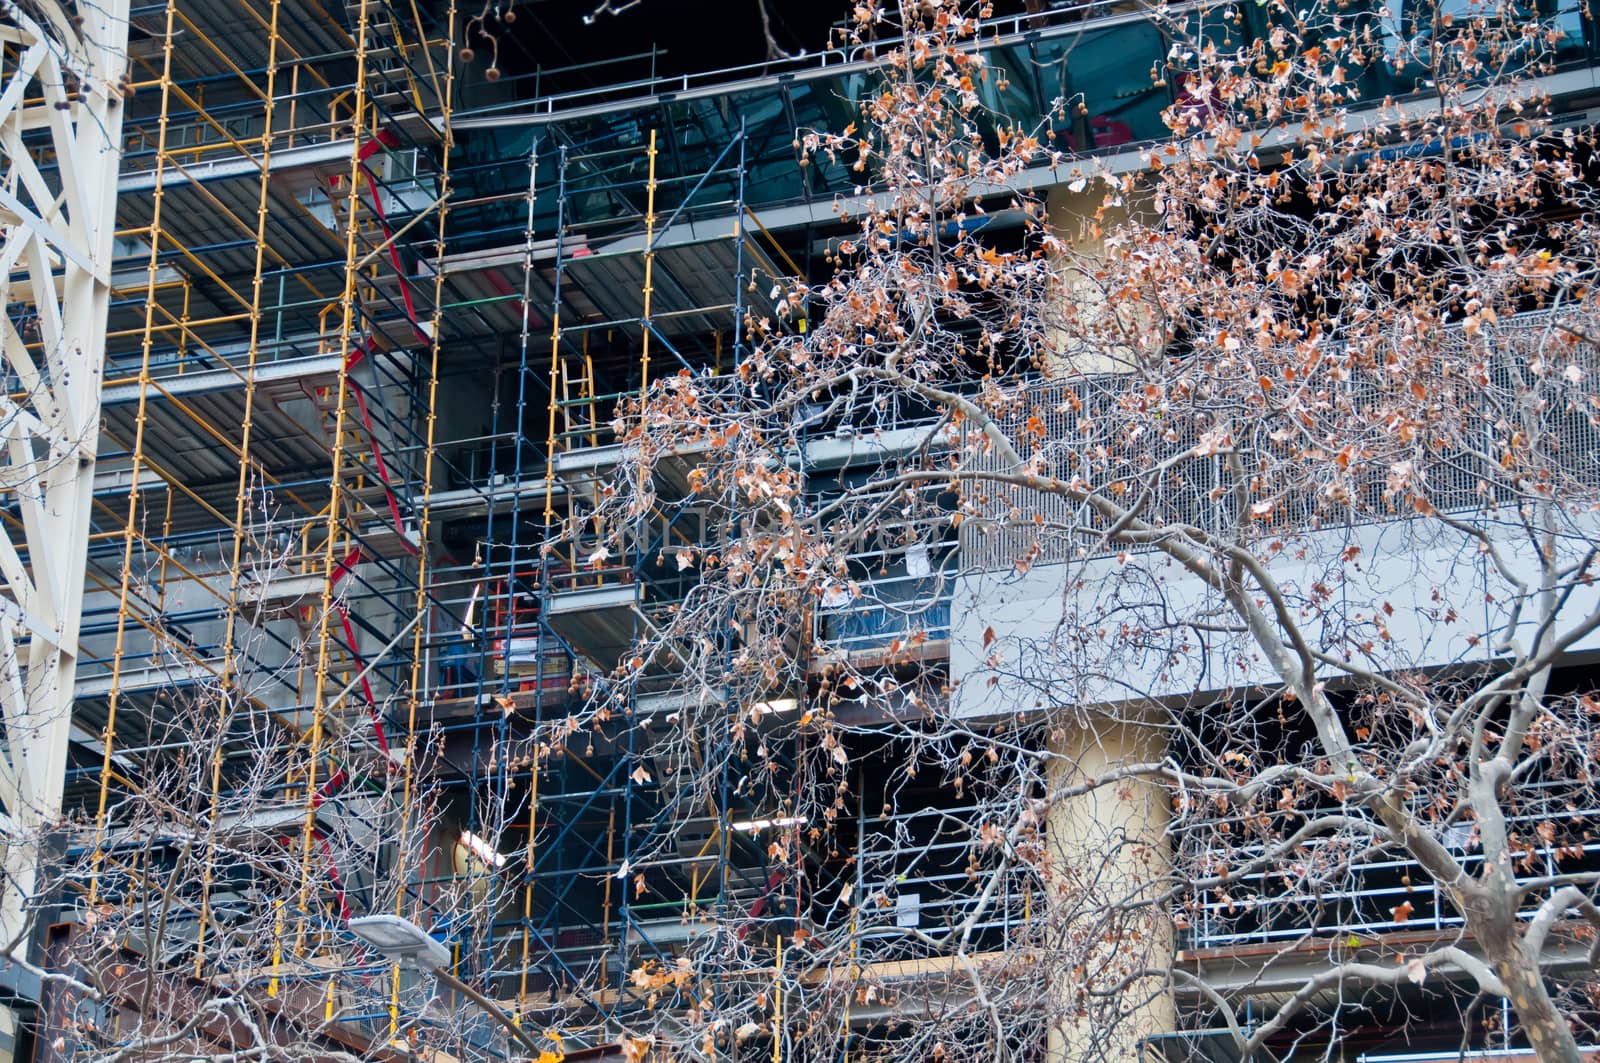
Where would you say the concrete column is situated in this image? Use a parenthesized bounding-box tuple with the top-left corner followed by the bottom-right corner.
(1044, 715, 1174, 1063)
(1044, 183, 1158, 378)
(0, 1004, 16, 1063)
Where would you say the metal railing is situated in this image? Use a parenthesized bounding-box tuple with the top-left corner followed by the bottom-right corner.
(453, 0, 1159, 124)
(962, 313, 1600, 572)
(1182, 778, 1600, 948)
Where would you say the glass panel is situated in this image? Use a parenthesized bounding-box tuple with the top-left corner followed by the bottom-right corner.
(444, 0, 1600, 238)
(1373, 0, 1585, 93)
(1031, 17, 1172, 150)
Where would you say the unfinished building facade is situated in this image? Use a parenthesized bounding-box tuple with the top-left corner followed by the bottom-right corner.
(4, 0, 1600, 1060)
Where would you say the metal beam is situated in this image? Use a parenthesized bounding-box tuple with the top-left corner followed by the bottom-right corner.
(0, 0, 130, 958)
(116, 139, 353, 193)
(101, 351, 344, 405)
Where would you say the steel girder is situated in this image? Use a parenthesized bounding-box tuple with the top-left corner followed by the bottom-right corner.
(0, 0, 129, 953)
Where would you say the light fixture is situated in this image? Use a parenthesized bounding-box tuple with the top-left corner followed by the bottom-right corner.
(457, 828, 507, 869)
(347, 913, 451, 972)
(347, 914, 541, 1055)
(748, 697, 799, 718)
(460, 584, 481, 638)
(729, 816, 805, 832)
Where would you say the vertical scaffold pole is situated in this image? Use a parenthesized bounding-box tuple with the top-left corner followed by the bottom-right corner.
(535, 140, 568, 1009)
(542, 144, 568, 536)
(639, 129, 658, 398)
(515, 134, 541, 1014)
(395, 0, 458, 1034)
(194, 0, 283, 977)
(615, 127, 661, 1012)
(300, 0, 372, 960)
(732, 118, 749, 367)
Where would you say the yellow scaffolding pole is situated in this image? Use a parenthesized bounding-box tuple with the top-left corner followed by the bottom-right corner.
(85, 0, 178, 908)
(192, 0, 282, 977)
(297, 0, 371, 964)
(639, 129, 658, 399)
(392, 0, 457, 1036)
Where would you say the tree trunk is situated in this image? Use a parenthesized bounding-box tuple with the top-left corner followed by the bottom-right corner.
(1480, 913, 1584, 1063)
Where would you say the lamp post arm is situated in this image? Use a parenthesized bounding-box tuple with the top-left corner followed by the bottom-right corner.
(430, 964, 543, 1057)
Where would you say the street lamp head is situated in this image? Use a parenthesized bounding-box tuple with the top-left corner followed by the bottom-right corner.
(347, 913, 451, 972)
(350, 915, 543, 1056)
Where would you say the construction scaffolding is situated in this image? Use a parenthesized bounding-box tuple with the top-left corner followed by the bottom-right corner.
(10, 0, 1600, 1058)
(6, 0, 1017, 1041)
(392, 110, 1049, 1054)
(426, 119, 795, 1018)
(63, 0, 462, 1024)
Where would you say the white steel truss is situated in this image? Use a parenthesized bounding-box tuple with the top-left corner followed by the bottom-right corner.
(0, 0, 129, 952)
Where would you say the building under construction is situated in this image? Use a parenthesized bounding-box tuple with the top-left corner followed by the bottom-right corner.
(4, 0, 1600, 1059)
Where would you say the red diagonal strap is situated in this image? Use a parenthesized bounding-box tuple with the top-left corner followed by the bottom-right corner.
(336, 604, 392, 756)
(324, 544, 396, 757)
(312, 766, 350, 809)
(349, 379, 410, 549)
(357, 130, 429, 346)
(317, 830, 353, 922)
(330, 547, 364, 587)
